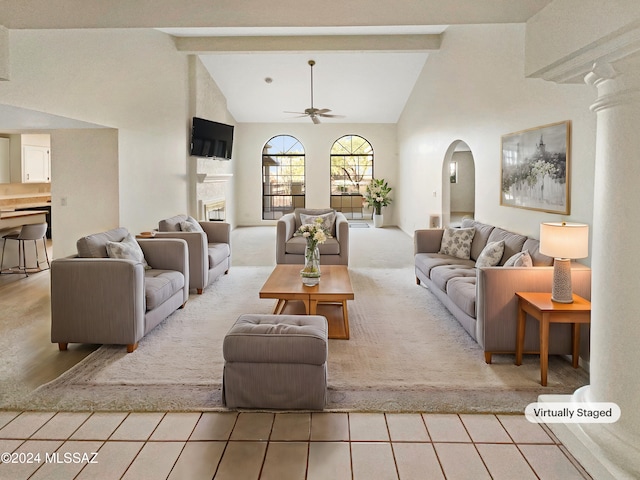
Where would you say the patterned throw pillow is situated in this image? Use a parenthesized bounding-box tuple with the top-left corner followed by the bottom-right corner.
(106, 233, 151, 269)
(504, 249, 533, 267)
(300, 212, 336, 234)
(439, 227, 476, 260)
(180, 216, 204, 233)
(475, 240, 505, 268)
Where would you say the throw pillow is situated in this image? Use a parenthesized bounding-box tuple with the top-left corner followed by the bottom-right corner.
(300, 212, 336, 235)
(106, 233, 151, 269)
(179, 216, 204, 232)
(439, 227, 476, 260)
(504, 250, 533, 267)
(475, 240, 505, 268)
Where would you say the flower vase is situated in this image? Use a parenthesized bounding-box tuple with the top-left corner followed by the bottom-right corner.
(373, 212, 384, 228)
(301, 245, 321, 286)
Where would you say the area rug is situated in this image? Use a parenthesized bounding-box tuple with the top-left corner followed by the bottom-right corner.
(17, 266, 588, 413)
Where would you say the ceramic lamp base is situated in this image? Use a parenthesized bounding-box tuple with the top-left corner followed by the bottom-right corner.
(552, 258, 573, 303)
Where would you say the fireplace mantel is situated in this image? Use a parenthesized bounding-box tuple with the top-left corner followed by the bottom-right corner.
(196, 173, 233, 183)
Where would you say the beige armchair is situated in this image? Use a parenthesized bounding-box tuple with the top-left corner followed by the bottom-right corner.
(276, 208, 349, 265)
(50, 227, 189, 353)
(157, 214, 231, 294)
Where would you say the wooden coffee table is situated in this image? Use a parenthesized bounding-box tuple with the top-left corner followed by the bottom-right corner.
(259, 264, 354, 339)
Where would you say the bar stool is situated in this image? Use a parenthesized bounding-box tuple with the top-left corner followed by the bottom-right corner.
(0, 222, 50, 276)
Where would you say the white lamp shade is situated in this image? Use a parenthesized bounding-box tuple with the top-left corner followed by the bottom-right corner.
(540, 222, 589, 259)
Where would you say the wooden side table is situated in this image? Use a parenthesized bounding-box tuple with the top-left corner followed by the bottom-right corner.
(515, 291, 591, 386)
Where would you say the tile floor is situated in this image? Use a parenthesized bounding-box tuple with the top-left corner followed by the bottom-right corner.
(0, 411, 592, 480)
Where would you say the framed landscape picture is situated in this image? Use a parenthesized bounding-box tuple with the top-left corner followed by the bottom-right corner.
(500, 120, 571, 214)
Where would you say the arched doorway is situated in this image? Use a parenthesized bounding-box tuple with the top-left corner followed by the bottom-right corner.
(442, 140, 475, 227)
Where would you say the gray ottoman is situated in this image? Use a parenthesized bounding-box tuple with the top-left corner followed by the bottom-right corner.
(222, 314, 328, 410)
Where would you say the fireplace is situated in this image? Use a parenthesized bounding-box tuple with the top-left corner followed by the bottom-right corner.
(201, 198, 226, 222)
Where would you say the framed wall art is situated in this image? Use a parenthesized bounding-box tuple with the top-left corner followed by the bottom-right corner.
(500, 120, 571, 214)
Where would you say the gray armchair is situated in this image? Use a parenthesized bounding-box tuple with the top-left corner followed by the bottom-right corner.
(157, 214, 231, 294)
(50, 227, 189, 353)
(276, 208, 349, 265)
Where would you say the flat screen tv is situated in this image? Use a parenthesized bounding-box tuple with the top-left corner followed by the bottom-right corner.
(190, 117, 234, 160)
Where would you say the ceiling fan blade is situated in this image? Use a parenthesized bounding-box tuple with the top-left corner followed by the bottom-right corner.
(315, 108, 332, 114)
(311, 115, 321, 125)
(318, 113, 345, 118)
(284, 111, 307, 115)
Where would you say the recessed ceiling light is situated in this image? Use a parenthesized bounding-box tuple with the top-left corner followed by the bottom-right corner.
(264, 77, 273, 84)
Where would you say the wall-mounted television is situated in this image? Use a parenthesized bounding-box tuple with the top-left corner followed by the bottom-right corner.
(190, 117, 234, 160)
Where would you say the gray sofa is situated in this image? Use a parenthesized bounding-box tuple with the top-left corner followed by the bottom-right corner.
(157, 214, 231, 294)
(276, 208, 349, 265)
(414, 219, 592, 363)
(51, 227, 189, 353)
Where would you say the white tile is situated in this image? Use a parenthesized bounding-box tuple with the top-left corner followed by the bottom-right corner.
(110, 412, 164, 441)
(310, 412, 349, 441)
(70, 412, 127, 441)
(214, 441, 267, 480)
(349, 413, 389, 441)
(0, 412, 20, 430)
(385, 414, 430, 442)
(0, 439, 23, 455)
(229, 412, 273, 441)
(434, 443, 491, 480)
(271, 413, 311, 441)
(121, 441, 184, 480)
(0, 439, 62, 480)
(497, 414, 554, 444)
(167, 441, 225, 480)
(393, 443, 445, 480)
(422, 414, 471, 443)
(76, 441, 143, 480)
(519, 444, 588, 480)
(351, 442, 398, 480)
(149, 412, 200, 441)
(31, 412, 91, 440)
(189, 412, 237, 441)
(477, 444, 537, 480)
(307, 442, 351, 480)
(460, 414, 511, 443)
(29, 440, 102, 480)
(0, 412, 55, 439)
(261, 442, 308, 480)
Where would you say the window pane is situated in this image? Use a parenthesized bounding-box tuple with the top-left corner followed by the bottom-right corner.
(262, 135, 305, 219)
(330, 135, 373, 219)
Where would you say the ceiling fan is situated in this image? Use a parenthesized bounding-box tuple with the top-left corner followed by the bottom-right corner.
(285, 60, 344, 124)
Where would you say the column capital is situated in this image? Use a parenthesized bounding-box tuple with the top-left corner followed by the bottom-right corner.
(586, 57, 640, 112)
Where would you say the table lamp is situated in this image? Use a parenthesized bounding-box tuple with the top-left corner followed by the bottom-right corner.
(539, 222, 589, 303)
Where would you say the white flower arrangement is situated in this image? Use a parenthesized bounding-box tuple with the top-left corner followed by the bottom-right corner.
(363, 178, 393, 215)
(294, 217, 331, 274)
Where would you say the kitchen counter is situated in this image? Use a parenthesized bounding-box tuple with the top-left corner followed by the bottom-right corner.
(0, 210, 48, 231)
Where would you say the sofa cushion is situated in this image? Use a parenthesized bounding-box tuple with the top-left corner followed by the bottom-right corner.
(144, 269, 185, 311)
(462, 220, 496, 261)
(430, 264, 476, 292)
(487, 227, 527, 265)
(285, 236, 340, 255)
(475, 241, 505, 268)
(77, 227, 130, 258)
(523, 238, 554, 266)
(208, 243, 231, 268)
(446, 277, 477, 318)
(300, 211, 336, 236)
(158, 214, 188, 232)
(415, 253, 475, 278)
(504, 250, 533, 267)
(106, 233, 150, 269)
(439, 227, 475, 260)
(294, 208, 337, 235)
(180, 218, 204, 233)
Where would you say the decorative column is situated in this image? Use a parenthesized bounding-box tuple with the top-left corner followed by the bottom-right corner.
(570, 57, 640, 478)
(0, 26, 9, 81)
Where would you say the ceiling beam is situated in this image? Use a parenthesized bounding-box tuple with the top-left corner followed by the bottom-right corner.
(173, 34, 442, 54)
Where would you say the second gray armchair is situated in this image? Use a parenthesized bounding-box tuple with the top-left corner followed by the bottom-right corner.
(157, 214, 231, 294)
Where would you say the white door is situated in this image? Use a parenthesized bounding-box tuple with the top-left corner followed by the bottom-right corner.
(22, 145, 50, 183)
(0, 137, 9, 183)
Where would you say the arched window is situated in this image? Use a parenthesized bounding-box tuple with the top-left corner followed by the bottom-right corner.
(262, 135, 305, 220)
(330, 135, 373, 218)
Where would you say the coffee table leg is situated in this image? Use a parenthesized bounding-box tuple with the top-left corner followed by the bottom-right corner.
(273, 299, 287, 314)
(572, 322, 581, 368)
(308, 299, 317, 315)
(540, 314, 550, 386)
(342, 300, 350, 339)
(515, 302, 526, 366)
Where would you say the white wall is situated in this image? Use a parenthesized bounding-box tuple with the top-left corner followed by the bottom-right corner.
(0, 29, 193, 256)
(450, 151, 475, 213)
(233, 123, 398, 226)
(397, 24, 597, 245)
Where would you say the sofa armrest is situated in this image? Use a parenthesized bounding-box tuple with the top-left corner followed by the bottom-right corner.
(335, 212, 349, 265)
(200, 221, 231, 245)
(476, 264, 591, 354)
(151, 233, 206, 291)
(414, 229, 444, 255)
(50, 257, 146, 344)
(276, 213, 296, 264)
(138, 238, 189, 302)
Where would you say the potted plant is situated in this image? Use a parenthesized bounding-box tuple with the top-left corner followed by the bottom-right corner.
(364, 178, 392, 227)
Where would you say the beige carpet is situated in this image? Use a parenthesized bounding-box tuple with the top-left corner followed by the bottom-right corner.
(15, 237, 588, 412)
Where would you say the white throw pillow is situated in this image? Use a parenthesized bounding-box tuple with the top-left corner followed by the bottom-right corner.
(106, 233, 151, 269)
(180, 216, 204, 232)
(300, 212, 336, 234)
(475, 240, 505, 268)
(504, 250, 533, 267)
(439, 227, 476, 260)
